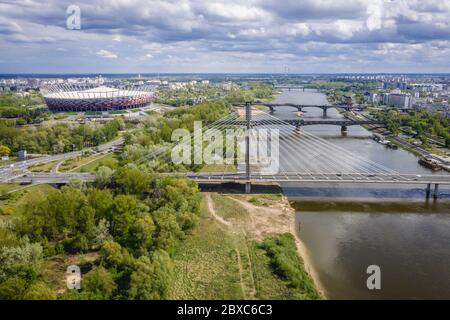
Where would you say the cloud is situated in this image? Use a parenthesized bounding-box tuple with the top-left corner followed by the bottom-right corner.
(0, 0, 449, 73)
(96, 49, 118, 59)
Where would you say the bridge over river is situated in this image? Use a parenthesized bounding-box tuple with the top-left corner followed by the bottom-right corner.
(4, 102, 449, 199)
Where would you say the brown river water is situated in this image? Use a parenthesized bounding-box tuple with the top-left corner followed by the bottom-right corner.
(272, 89, 450, 299)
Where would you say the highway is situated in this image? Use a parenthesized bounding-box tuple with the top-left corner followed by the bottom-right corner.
(0, 137, 123, 183)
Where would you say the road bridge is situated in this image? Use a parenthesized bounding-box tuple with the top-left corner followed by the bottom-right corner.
(234, 103, 362, 116)
(8, 171, 449, 200)
(212, 118, 381, 132)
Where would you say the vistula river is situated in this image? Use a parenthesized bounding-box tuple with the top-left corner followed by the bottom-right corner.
(270, 89, 450, 299)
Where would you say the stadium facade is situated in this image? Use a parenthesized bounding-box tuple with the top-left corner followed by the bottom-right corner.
(42, 85, 153, 112)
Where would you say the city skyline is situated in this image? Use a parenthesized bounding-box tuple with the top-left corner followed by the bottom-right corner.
(1, 0, 449, 74)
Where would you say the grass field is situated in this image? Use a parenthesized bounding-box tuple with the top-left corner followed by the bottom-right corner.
(0, 184, 56, 216)
(169, 193, 319, 300)
(169, 197, 244, 299)
(210, 193, 248, 220)
(59, 153, 117, 172)
(0, 183, 20, 194)
(76, 153, 118, 172)
(29, 160, 58, 173)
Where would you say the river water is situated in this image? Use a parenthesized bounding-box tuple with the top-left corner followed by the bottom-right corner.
(271, 89, 450, 299)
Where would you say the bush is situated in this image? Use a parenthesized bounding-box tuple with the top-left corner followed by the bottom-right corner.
(0, 277, 27, 299)
(22, 282, 57, 300)
(260, 233, 321, 300)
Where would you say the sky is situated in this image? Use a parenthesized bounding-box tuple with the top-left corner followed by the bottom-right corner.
(0, 0, 449, 74)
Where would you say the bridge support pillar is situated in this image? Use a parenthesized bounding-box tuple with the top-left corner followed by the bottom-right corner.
(245, 102, 252, 194)
(341, 125, 348, 133)
(323, 108, 327, 117)
(426, 183, 431, 199)
(433, 184, 439, 199)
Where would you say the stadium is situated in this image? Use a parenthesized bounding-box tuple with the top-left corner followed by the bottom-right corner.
(42, 84, 153, 112)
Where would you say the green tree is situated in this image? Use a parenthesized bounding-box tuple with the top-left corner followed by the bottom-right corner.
(95, 166, 114, 188)
(0, 277, 27, 299)
(22, 282, 57, 300)
(81, 267, 117, 299)
(128, 250, 174, 300)
(0, 144, 11, 156)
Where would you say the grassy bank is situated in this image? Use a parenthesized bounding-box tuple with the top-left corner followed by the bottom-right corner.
(0, 184, 56, 216)
(169, 193, 322, 300)
(29, 161, 58, 173)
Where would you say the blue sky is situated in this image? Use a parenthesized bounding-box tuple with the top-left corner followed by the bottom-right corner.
(0, 0, 449, 73)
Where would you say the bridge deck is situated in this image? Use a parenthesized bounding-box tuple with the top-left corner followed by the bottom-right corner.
(7, 172, 450, 186)
(186, 172, 450, 185)
(213, 119, 381, 126)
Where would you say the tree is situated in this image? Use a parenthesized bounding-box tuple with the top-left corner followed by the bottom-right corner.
(0, 277, 27, 299)
(22, 282, 57, 300)
(0, 144, 11, 156)
(113, 166, 151, 195)
(81, 267, 117, 299)
(151, 206, 182, 254)
(87, 188, 113, 221)
(128, 250, 173, 300)
(129, 215, 156, 254)
(0, 242, 43, 283)
(95, 166, 114, 188)
(109, 195, 141, 243)
(100, 241, 133, 268)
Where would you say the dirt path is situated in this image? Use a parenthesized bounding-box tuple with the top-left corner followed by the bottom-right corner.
(53, 159, 65, 173)
(204, 193, 231, 226)
(204, 193, 257, 299)
(234, 248, 248, 299)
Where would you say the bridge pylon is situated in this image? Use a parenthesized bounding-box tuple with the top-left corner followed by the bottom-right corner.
(245, 101, 252, 193)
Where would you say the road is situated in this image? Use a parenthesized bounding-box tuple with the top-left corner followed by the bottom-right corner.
(0, 137, 123, 183)
(11, 171, 450, 186)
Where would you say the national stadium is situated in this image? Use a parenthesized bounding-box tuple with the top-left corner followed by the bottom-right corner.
(42, 84, 153, 112)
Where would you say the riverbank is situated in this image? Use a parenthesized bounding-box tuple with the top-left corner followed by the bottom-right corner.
(169, 191, 324, 299)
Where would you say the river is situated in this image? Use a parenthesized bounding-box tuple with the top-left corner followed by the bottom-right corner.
(271, 89, 450, 299)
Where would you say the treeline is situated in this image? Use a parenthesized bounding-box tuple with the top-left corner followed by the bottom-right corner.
(155, 86, 226, 106)
(155, 83, 276, 106)
(224, 83, 276, 104)
(122, 101, 231, 171)
(373, 108, 450, 146)
(0, 119, 123, 154)
(0, 92, 47, 124)
(0, 166, 201, 299)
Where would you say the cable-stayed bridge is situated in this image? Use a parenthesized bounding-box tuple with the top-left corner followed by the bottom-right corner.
(131, 103, 450, 197)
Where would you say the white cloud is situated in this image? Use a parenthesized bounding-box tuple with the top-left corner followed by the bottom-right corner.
(96, 49, 118, 59)
(0, 0, 449, 72)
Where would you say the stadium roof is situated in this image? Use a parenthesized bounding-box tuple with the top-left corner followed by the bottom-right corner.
(44, 85, 152, 100)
